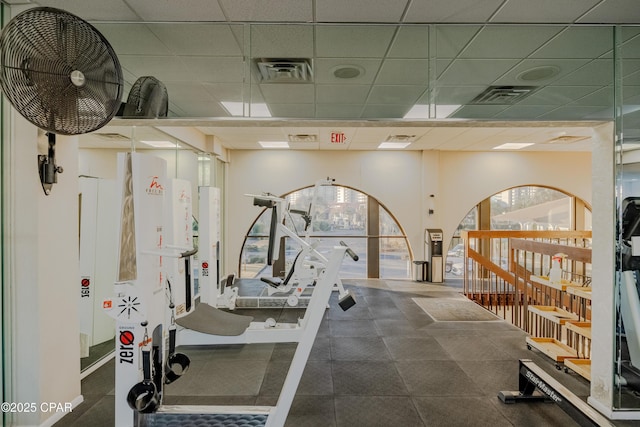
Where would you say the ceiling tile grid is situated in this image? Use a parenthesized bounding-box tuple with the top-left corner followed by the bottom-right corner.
(19, 0, 640, 150)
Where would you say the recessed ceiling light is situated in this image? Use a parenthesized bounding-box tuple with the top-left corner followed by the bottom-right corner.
(378, 142, 411, 149)
(140, 140, 180, 148)
(331, 65, 364, 79)
(492, 142, 534, 150)
(517, 66, 560, 82)
(259, 141, 289, 149)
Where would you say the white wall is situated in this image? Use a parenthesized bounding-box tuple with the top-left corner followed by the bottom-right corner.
(4, 115, 82, 426)
(226, 150, 424, 274)
(224, 148, 592, 276)
(434, 150, 593, 250)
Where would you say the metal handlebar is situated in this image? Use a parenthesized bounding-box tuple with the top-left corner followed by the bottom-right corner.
(339, 241, 359, 261)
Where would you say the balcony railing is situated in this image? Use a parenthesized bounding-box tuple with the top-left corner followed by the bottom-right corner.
(460, 230, 592, 332)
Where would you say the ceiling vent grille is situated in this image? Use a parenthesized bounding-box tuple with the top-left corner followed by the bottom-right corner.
(256, 58, 313, 83)
(385, 134, 417, 142)
(288, 134, 318, 142)
(94, 132, 130, 141)
(471, 86, 537, 105)
(542, 135, 589, 144)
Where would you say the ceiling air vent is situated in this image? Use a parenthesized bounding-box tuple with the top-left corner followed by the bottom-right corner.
(385, 134, 417, 142)
(542, 135, 590, 144)
(94, 132, 130, 141)
(255, 58, 313, 83)
(471, 86, 537, 105)
(288, 134, 318, 143)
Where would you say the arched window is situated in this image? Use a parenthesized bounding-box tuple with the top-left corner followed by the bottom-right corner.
(239, 184, 412, 279)
(446, 186, 591, 278)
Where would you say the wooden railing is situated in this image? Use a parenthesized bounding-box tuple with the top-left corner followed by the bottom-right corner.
(460, 230, 592, 332)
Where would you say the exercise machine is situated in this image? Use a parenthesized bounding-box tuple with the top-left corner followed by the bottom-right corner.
(203, 177, 356, 311)
(248, 188, 357, 311)
(615, 197, 640, 391)
(104, 153, 359, 427)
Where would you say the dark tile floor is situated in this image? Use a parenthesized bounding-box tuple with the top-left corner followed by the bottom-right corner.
(54, 279, 631, 427)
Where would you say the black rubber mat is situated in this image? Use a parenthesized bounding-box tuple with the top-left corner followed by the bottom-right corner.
(140, 412, 267, 427)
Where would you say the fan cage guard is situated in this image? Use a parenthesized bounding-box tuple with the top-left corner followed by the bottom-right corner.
(0, 7, 123, 135)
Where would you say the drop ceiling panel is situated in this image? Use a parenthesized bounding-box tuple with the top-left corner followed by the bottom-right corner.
(34, 0, 140, 20)
(119, 55, 193, 83)
(147, 24, 243, 56)
(437, 59, 520, 85)
(459, 26, 562, 59)
(316, 0, 408, 23)
(93, 24, 170, 55)
(269, 104, 317, 118)
(316, 85, 371, 104)
(202, 83, 244, 102)
(218, 0, 313, 21)
(516, 86, 599, 105)
(491, 0, 600, 23)
(171, 100, 229, 118)
(163, 82, 215, 102)
(404, 0, 504, 23)
(492, 59, 589, 86)
(492, 105, 561, 119)
(315, 59, 382, 84)
(250, 25, 314, 58)
(375, 59, 429, 85)
(367, 85, 424, 104)
(126, 0, 226, 21)
(539, 105, 607, 120)
(621, 32, 640, 60)
(315, 104, 365, 118)
(259, 84, 315, 103)
(575, 87, 614, 107)
(387, 26, 430, 58)
(451, 105, 508, 118)
(182, 57, 245, 83)
(577, 0, 640, 23)
(553, 59, 614, 86)
(435, 26, 481, 58)
(361, 104, 412, 118)
(315, 26, 396, 58)
(433, 85, 487, 104)
(531, 27, 613, 59)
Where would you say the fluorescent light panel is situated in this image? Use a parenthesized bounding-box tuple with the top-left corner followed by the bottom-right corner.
(378, 142, 411, 149)
(140, 140, 180, 148)
(403, 104, 461, 119)
(259, 141, 289, 148)
(492, 142, 534, 150)
(221, 101, 272, 117)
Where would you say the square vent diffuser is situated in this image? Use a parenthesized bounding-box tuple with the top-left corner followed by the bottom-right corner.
(471, 86, 537, 105)
(255, 58, 313, 83)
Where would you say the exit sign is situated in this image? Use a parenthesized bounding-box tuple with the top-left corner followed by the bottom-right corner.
(330, 132, 347, 144)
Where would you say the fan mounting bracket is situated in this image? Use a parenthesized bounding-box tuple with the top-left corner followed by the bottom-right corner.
(38, 133, 63, 195)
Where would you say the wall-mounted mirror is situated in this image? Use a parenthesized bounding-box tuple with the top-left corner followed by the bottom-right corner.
(78, 125, 208, 373)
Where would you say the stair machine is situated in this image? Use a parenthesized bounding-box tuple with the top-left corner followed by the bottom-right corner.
(104, 153, 359, 427)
